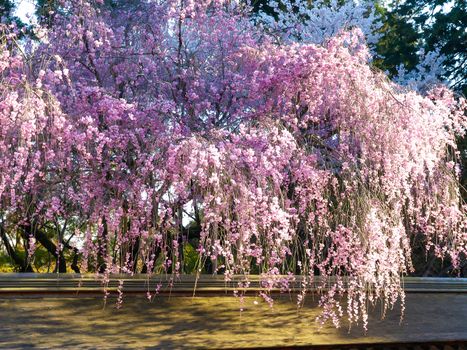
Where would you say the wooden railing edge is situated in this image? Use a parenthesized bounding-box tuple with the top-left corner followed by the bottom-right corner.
(0, 274, 465, 294)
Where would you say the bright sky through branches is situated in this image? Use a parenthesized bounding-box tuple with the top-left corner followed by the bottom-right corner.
(13, 0, 36, 24)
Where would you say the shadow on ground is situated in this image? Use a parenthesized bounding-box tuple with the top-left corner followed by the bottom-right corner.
(0, 293, 466, 349)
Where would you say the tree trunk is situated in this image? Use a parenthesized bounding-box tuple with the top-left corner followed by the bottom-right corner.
(0, 224, 33, 272)
(21, 225, 67, 273)
(97, 217, 108, 273)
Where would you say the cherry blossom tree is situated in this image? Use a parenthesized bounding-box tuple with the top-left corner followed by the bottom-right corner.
(0, 0, 466, 329)
(254, 0, 382, 45)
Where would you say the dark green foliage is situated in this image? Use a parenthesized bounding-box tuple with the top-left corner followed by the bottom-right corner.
(395, 0, 466, 95)
(373, 3, 420, 76)
(0, 0, 24, 26)
(0, 0, 16, 20)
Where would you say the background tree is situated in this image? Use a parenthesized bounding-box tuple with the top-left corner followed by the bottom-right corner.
(372, 3, 420, 77)
(383, 0, 467, 209)
(395, 0, 466, 95)
(0, 0, 19, 24)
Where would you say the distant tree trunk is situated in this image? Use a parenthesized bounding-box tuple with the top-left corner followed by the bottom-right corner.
(131, 236, 140, 273)
(21, 225, 67, 273)
(0, 224, 33, 272)
(211, 222, 218, 275)
(62, 241, 81, 273)
(97, 217, 108, 273)
(177, 204, 184, 273)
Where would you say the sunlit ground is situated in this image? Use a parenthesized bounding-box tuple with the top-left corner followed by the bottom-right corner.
(0, 293, 466, 349)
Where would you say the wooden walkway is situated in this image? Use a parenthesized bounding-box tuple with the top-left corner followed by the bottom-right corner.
(0, 275, 466, 349)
